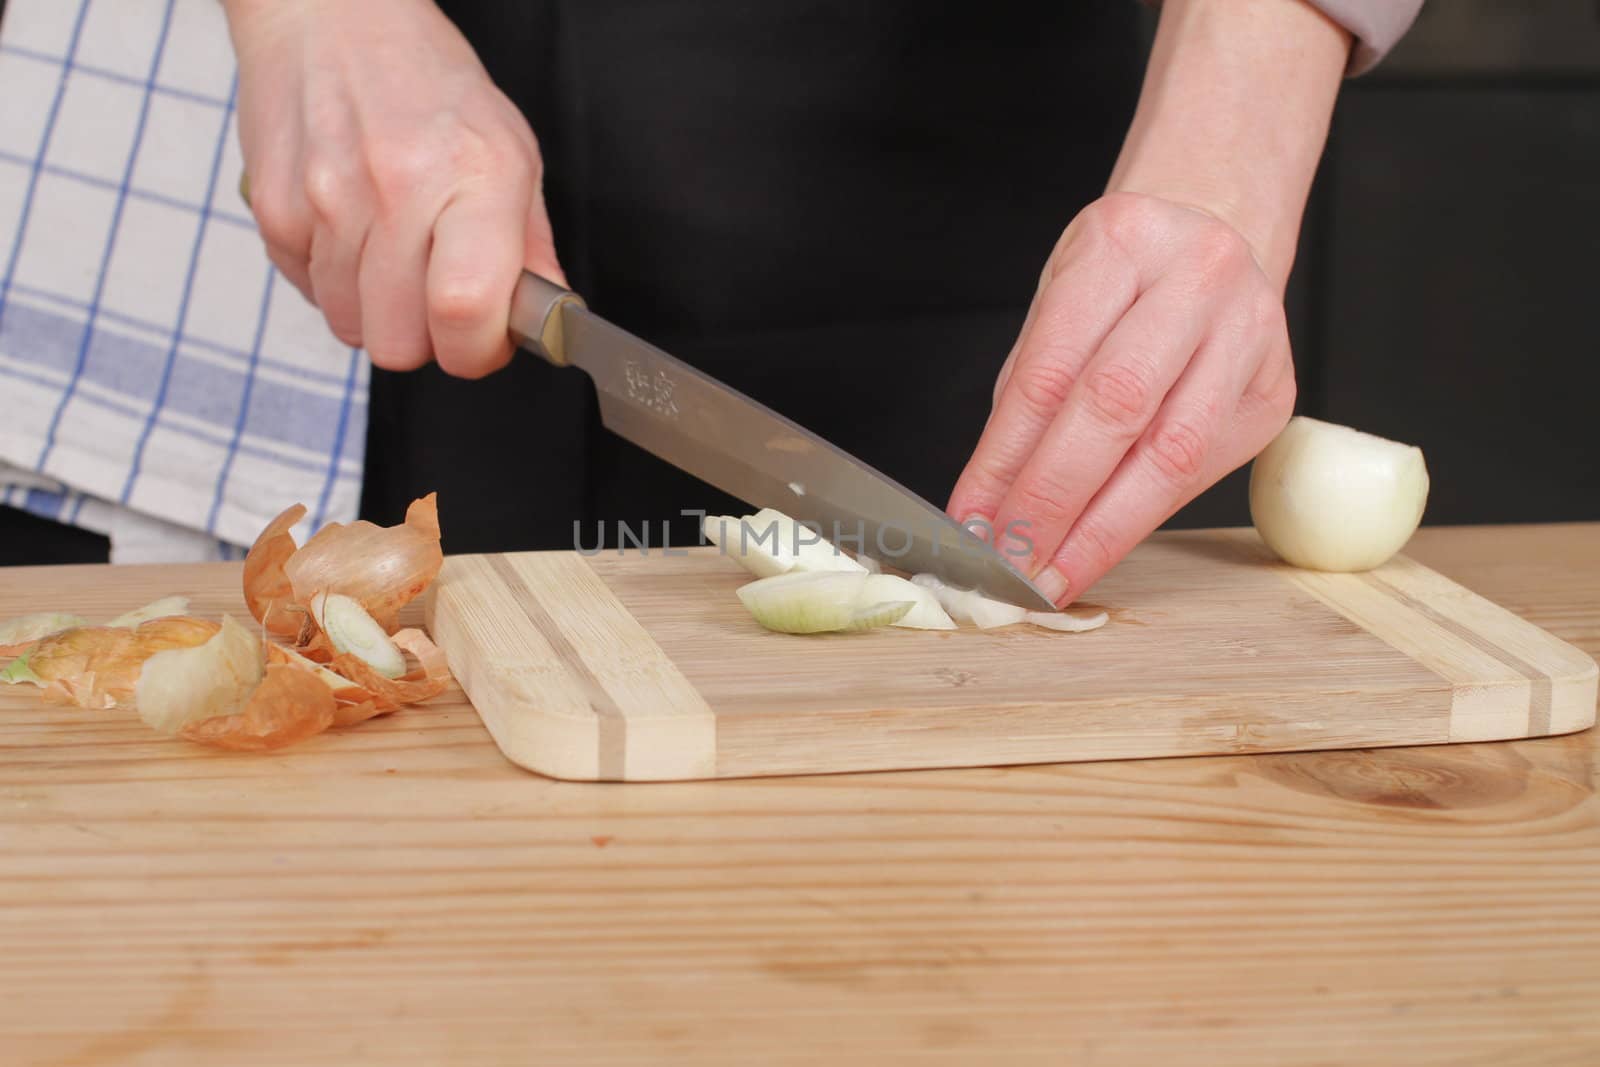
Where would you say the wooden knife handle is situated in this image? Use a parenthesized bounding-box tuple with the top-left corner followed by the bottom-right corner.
(510, 271, 587, 367)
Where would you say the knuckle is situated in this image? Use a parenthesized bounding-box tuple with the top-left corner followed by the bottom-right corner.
(251, 191, 307, 253)
(367, 141, 435, 208)
(1266, 370, 1298, 423)
(1082, 362, 1155, 432)
(1012, 361, 1077, 416)
(1010, 472, 1075, 527)
(431, 275, 499, 329)
(1251, 288, 1287, 336)
(1066, 516, 1119, 576)
(303, 156, 359, 225)
(1146, 416, 1210, 484)
(1087, 192, 1143, 243)
(1189, 221, 1253, 285)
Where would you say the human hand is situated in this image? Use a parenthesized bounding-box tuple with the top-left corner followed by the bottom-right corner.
(225, 0, 563, 377)
(947, 192, 1296, 605)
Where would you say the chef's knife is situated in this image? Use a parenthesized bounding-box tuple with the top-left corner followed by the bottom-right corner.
(510, 271, 1054, 610)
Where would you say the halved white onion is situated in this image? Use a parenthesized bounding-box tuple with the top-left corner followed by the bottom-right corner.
(1249, 416, 1429, 572)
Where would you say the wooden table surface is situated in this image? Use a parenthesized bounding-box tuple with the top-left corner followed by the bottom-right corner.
(2, 524, 1597, 1065)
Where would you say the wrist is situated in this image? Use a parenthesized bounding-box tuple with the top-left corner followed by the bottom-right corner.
(1106, 0, 1351, 288)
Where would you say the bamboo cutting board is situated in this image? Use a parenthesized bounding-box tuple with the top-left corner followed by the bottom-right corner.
(423, 529, 1598, 781)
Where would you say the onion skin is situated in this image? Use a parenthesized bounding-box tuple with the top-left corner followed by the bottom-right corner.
(243, 504, 309, 638)
(23, 617, 221, 710)
(283, 494, 442, 633)
(180, 665, 337, 752)
(1249, 416, 1430, 573)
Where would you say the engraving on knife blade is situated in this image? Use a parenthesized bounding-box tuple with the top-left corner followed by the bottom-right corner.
(624, 360, 680, 419)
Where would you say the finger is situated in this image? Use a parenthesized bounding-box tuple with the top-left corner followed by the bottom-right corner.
(1042, 331, 1289, 604)
(990, 277, 1213, 589)
(302, 147, 373, 348)
(247, 161, 315, 299)
(307, 220, 370, 347)
(357, 212, 433, 371)
(945, 234, 1139, 533)
(523, 170, 567, 288)
(426, 180, 528, 379)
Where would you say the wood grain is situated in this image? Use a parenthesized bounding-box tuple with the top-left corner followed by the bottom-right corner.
(2, 525, 1598, 1065)
(425, 530, 1597, 780)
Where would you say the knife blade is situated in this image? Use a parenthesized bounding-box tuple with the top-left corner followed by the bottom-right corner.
(510, 271, 1054, 609)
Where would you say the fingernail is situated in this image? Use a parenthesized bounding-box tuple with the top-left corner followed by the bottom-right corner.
(961, 514, 991, 543)
(1033, 565, 1069, 605)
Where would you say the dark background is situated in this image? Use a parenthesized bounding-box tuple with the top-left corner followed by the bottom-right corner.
(1179, 0, 1600, 528)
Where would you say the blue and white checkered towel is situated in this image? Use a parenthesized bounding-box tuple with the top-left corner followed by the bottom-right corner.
(0, 0, 366, 562)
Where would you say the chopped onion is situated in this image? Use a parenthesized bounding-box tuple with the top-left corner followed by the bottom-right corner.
(1250, 416, 1429, 572)
(706, 507, 869, 579)
(283, 493, 442, 633)
(0, 612, 87, 656)
(736, 572, 912, 634)
(1025, 609, 1108, 633)
(861, 574, 956, 630)
(311, 592, 406, 679)
(106, 596, 190, 629)
(135, 616, 263, 735)
(910, 574, 1028, 629)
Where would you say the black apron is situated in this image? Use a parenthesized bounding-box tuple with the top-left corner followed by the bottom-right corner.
(362, 1, 1146, 553)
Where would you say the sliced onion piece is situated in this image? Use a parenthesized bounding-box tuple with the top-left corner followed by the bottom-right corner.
(311, 592, 406, 679)
(910, 574, 1028, 629)
(243, 503, 308, 637)
(1025, 610, 1108, 633)
(0, 612, 87, 656)
(748, 508, 868, 574)
(1249, 416, 1429, 572)
(736, 572, 912, 634)
(703, 513, 792, 578)
(106, 596, 190, 629)
(284, 494, 442, 633)
(861, 574, 955, 630)
(708, 509, 868, 578)
(135, 616, 263, 735)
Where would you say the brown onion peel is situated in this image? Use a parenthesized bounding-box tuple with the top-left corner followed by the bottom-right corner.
(282, 493, 441, 633)
(243, 503, 308, 637)
(13, 617, 221, 710)
(179, 664, 338, 751)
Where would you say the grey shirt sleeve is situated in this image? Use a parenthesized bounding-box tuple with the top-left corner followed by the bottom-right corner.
(1305, 0, 1425, 74)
